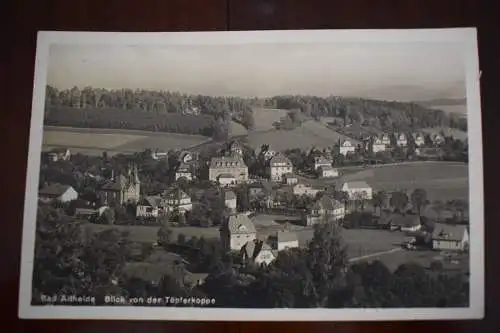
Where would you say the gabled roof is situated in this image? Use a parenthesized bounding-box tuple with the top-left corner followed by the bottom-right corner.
(224, 214, 256, 234)
(381, 213, 421, 227)
(314, 156, 332, 165)
(39, 183, 73, 197)
(432, 223, 467, 241)
(270, 153, 292, 166)
(163, 187, 190, 201)
(277, 230, 298, 243)
(342, 181, 371, 189)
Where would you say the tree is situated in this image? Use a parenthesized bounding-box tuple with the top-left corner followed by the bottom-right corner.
(447, 199, 468, 222)
(303, 220, 349, 307)
(432, 200, 446, 221)
(410, 188, 428, 216)
(177, 233, 187, 245)
(100, 208, 115, 225)
(157, 223, 173, 244)
(178, 212, 187, 226)
(390, 191, 409, 213)
(241, 107, 255, 130)
(372, 190, 388, 215)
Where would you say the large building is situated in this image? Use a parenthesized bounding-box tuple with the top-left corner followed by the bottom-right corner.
(219, 214, 257, 251)
(432, 223, 469, 251)
(209, 156, 248, 185)
(268, 153, 293, 182)
(100, 164, 141, 206)
(305, 195, 345, 225)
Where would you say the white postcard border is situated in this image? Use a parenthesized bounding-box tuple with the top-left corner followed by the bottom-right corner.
(19, 28, 483, 321)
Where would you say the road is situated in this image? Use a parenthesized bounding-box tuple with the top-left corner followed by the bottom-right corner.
(348, 247, 403, 263)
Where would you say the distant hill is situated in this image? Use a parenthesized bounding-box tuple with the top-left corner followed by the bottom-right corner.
(417, 98, 467, 107)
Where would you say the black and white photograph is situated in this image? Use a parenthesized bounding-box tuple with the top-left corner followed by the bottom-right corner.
(19, 29, 483, 321)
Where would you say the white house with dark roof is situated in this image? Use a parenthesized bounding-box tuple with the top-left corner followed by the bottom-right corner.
(268, 153, 293, 182)
(381, 134, 391, 146)
(371, 137, 387, 153)
(209, 156, 248, 184)
(39, 184, 78, 203)
(220, 214, 257, 251)
(412, 132, 426, 147)
(431, 133, 445, 146)
(341, 181, 373, 200)
(432, 223, 469, 251)
(313, 156, 332, 170)
(283, 173, 299, 185)
(241, 240, 277, 265)
(292, 183, 320, 197)
(339, 140, 356, 156)
(378, 213, 422, 232)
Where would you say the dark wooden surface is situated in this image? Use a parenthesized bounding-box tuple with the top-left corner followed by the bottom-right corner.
(2, 0, 498, 331)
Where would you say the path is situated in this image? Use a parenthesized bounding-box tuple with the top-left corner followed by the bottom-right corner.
(348, 247, 403, 263)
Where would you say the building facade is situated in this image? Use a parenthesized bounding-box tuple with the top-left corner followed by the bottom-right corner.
(99, 164, 141, 206)
(268, 154, 293, 182)
(209, 156, 248, 184)
(341, 181, 373, 200)
(339, 140, 356, 156)
(220, 214, 257, 251)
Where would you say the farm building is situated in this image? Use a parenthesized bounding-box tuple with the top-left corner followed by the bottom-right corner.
(378, 213, 422, 232)
(220, 214, 257, 251)
(136, 196, 164, 218)
(268, 153, 293, 182)
(341, 181, 373, 200)
(209, 156, 248, 184)
(241, 240, 277, 265)
(39, 183, 78, 203)
(431, 223, 469, 251)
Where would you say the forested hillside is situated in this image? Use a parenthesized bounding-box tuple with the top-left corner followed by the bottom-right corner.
(44, 86, 467, 138)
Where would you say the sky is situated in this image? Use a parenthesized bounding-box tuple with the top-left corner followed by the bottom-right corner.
(47, 42, 467, 101)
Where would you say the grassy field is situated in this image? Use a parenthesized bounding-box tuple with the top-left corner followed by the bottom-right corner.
(43, 126, 211, 156)
(228, 121, 249, 136)
(420, 127, 468, 141)
(336, 162, 469, 201)
(245, 120, 358, 152)
(252, 107, 290, 131)
(428, 104, 467, 115)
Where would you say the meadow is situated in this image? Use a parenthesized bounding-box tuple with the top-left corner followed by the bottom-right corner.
(245, 119, 358, 151)
(251, 107, 290, 132)
(43, 126, 211, 156)
(337, 162, 469, 201)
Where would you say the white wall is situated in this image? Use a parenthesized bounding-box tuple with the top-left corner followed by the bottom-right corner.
(230, 233, 256, 251)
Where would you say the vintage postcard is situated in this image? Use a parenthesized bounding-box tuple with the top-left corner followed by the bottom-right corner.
(19, 29, 483, 321)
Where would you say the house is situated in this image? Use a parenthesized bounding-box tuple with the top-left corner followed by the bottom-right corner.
(395, 133, 408, 147)
(136, 196, 164, 218)
(305, 195, 345, 225)
(209, 156, 248, 184)
(175, 163, 192, 181)
(431, 133, 445, 146)
(381, 134, 391, 146)
(378, 213, 422, 232)
(292, 183, 320, 197)
(241, 240, 277, 265)
(371, 137, 386, 153)
(99, 164, 141, 206)
(223, 190, 237, 211)
(268, 153, 293, 182)
(162, 187, 192, 213)
(39, 184, 78, 203)
(283, 173, 299, 185)
(431, 223, 469, 251)
(269, 231, 299, 251)
(412, 133, 425, 147)
(339, 140, 356, 156)
(47, 148, 71, 162)
(313, 156, 332, 170)
(220, 214, 257, 251)
(248, 181, 275, 208)
(341, 181, 372, 200)
(318, 165, 339, 178)
(228, 140, 243, 156)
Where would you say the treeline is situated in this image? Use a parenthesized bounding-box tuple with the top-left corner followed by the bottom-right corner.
(45, 85, 467, 136)
(45, 106, 220, 138)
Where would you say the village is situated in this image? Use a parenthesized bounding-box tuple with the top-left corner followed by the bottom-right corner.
(38, 128, 470, 291)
